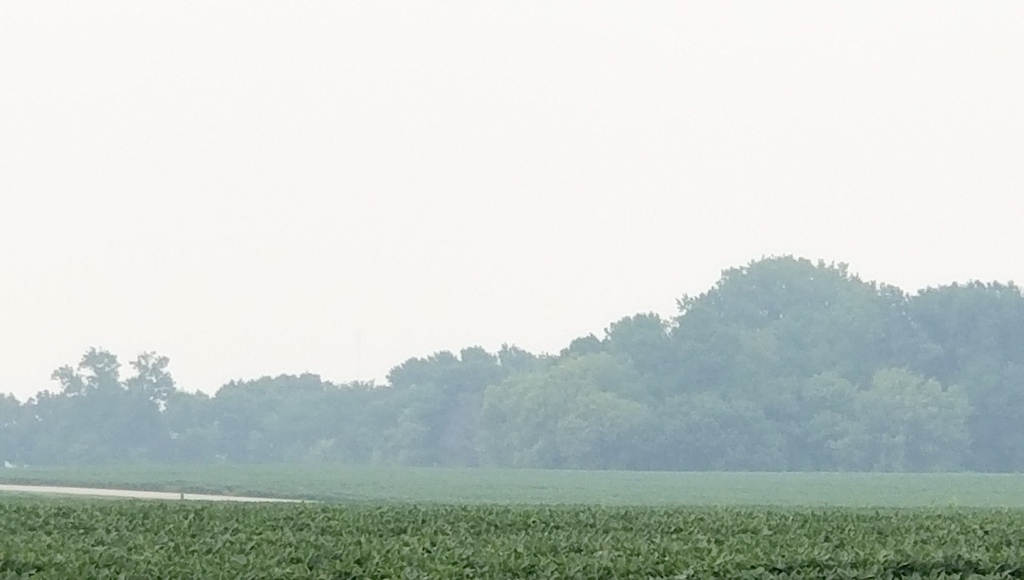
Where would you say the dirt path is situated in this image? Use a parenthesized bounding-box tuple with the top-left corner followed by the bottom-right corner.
(0, 483, 304, 502)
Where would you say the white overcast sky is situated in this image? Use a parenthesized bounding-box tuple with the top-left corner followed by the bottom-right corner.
(1, 2, 1022, 399)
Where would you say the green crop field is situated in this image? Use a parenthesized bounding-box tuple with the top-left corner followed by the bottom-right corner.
(2, 499, 1024, 578)
(5, 464, 1024, 507)
(6, 467, 1024, 577)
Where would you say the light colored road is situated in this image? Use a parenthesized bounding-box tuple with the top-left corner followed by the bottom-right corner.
(0, 483, 304, 503)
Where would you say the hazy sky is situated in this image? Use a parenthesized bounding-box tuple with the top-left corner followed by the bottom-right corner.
(2, 2, 1022, 399)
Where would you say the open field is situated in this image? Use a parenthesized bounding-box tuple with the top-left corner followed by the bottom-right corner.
(5, 465, 1024, 507)
(5, 468, 1024, 577)
(2, 499, 1024, 578)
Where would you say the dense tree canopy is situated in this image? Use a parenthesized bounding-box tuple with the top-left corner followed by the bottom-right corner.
(3, 256, 1023, 472)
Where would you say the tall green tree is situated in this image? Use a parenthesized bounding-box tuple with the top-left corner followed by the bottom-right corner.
(834, 368, 970, 472)
(163, 389, 216, 462)
(0, 394, 22, 464)
(672, 257, 921, 400)
(211, 373, 336, 462)
(764, 373, 859, 471)
(603, 313, 678, 401)
(383, 347, 506, 466)
(656, 392, 784, 470)
(909, 282, 1024, 471)
(478, 353, 652, 469)
(126, 352, 176, 403)
(22, 349, 176, 464)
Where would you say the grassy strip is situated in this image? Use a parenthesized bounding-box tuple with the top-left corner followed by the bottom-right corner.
(6, 465, 1024, 507)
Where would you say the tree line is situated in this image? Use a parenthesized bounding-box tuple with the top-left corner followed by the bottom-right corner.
(2, 256, 1023, 472)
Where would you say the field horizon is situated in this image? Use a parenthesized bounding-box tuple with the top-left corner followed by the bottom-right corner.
(6, 466, 1024, 577)
(4, 464, 1024, 508)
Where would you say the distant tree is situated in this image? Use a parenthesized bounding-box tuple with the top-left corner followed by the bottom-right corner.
(478, 353, 652, 469)
(211, 373, 335, 462)
(672, 257, 919, 399)
(656, 392, 784, 471)
(834, 368, 970, 472)
(383, 348, 506, 466)
(162, 389, 216, 462)
(19, 348, 178, 464)
(764, 373, 859, 471)
(908, 282, 1024, 471)
(126, 352, 176, 403)
(909, 282, 1024, 380)
(0, 394, 22, 463)
(603, 313, 678, 401)
(559, 334, 605, 358)
(8, 258, 1024, 474)
(497, 344, 551, 374)
(555, 390, 653, 469)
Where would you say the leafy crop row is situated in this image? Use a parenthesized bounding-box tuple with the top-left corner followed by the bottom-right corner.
(1, 501, 1023, 578)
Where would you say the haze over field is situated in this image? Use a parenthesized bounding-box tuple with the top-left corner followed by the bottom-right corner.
(2, 2, 1022, 398)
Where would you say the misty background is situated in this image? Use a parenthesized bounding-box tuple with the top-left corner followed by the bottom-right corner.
(2, 255, 1024, 472)
(3, 3, 1022, 398)
(1, 4, 1023, 471)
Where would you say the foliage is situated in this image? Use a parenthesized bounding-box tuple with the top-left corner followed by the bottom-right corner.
(2, 255, 1023, 472)
(478, 353, 650, 469)
(656, 392, 785, 471)
(2, 500, 1024, 578)
(907, 282, 1024, 471)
